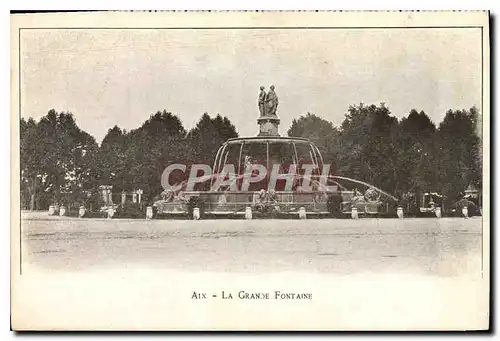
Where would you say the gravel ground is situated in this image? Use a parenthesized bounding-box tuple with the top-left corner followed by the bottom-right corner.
(19, 211, 483, 276)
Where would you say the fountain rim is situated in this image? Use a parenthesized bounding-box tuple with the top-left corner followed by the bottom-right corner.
(225, 136, 312, 144)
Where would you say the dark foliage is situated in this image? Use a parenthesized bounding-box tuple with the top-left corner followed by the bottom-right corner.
(288, 103, 482, 205)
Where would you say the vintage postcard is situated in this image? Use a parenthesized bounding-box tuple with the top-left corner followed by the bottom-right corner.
(10, 11, 490, 331)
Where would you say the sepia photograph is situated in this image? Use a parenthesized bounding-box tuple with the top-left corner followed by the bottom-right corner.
(10, 11, 490, 331)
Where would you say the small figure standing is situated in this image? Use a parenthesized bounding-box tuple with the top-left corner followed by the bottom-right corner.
(253, 189, 268, 213)
(258, 86, 267, 116)
(266, 85, 279, 116)
(429, 198, 436, 211)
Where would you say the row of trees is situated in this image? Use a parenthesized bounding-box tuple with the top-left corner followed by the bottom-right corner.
(20, 110, 238, 209)
(20, 103, 482, 210)
(288, 103, 482, 203)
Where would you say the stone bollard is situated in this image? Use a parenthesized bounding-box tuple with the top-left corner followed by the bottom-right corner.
(245, 206, 252, 220)
(146, 206, 154, 220)
(396, 207, 404, 219)
(59, 206, 66, 217)
(435, 207, 442, 218)
(193, 207, 200, 220)
(78, 206, 86, 218)
(107, 207, 115, 219)
(462, 206, 468, 218)
(298, 207, 307, 220)
(351, 207, 359, 220)
(48, 205, 55, 216)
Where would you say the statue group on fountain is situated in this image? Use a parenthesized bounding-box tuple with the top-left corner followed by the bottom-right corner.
(253, 189, 279, 213)
(258, 85, 279, 117)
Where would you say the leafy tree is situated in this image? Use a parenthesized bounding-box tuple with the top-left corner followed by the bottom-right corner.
(98, 126, 128, 187)
(187, 113, 238, 164)
(125, 110, 188, 202)
(435, 107, 482, 202)
(398, 109, 437, 194)
(20, 117, 42, 209)
(337, 103, 400, 193)
(20, 109, 99, 209)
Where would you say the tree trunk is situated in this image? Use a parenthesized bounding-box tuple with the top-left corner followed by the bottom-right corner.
(393, 167, 398, 194)
(30, 176, 36, 211)
(55, 175, 61, 205)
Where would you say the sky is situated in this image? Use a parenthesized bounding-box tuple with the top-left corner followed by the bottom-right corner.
(20, 28, 482, 143)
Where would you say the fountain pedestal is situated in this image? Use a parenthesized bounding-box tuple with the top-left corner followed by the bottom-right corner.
(257, 116, 280, 136)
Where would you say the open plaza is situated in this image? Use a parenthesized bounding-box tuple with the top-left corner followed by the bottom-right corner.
(21, 211, 483, 277)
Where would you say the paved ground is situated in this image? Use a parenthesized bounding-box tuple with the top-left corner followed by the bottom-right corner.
(19, 211, 483, 276)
